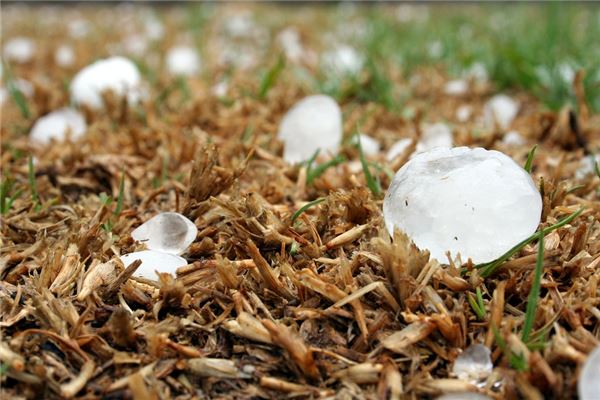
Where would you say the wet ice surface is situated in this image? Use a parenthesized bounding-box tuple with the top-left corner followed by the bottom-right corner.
(132, 212, 197, 255)
(277, 95, 342, 164)
(579, 345, 600, 400)
(383, 147, 542, 263)
(120, 250, 188, 281)
(166, 46, 201, 76)
(452, 343, 493, 383)
(29, 108, 87, 146)
(70, 56, 144, 109)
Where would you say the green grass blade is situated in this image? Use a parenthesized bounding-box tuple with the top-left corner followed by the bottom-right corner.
(291, 198, 325, 224)
(258, 54, 285, 100)
(468, 291, 485, 321)
(306, 154, 346, 185)
(114, 171, 125, 216)
(522, 231, 544, 343)
(524, 145, 537, 173)
(357, 132, 381, 196)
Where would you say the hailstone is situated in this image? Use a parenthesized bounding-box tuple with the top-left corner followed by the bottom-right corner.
(55, 45, 75, 67)
(277, 95, 342, 164)
(386, 138, 413, 161)
(353, 134, 380, 156)
(29, 108, 87, 146)
(322, 45, 363, 75)
(3, 37, 36, 63)
(383, 147, 542, 263)
(416, 123, 453, 153)
(120, 250, 187, 281)
(579, 345, 600, 400)
(131, 212, 197, 255)
(452, 344, 493, 383)
(166, 46, 201, 76)
(70, 56, 144, 109)
(484, 94, 518, 130)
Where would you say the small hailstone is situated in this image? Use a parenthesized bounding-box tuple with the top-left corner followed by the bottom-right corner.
(444, 79, 468, 96)
(278, 28, 303, 63)
(353, 134, 380, 156)
(436, 393, 492, 400)
(416, 123, 453, 153)
(322, 45, 363, 75)
(465, 62, 488, 83)
(558, 62, 575, 85)
(54, 45, 75, 67)
(452, 344, 493, 382)
(456, 105, 472, 122)
(579, 345, 600, 400)
(575, 155, 600, 179)
(277, 95, 342, 164)
(144, 16, 164, 40)
(166, 46, 201, 76)
(484, 94, 519, 130)
(383, 147, 542, 263)
(386, 138, 413, 161)
(29, 108, 87, 146)
(502, 130, 525, 146)
(70, 56, 144, 109)
(3, 37, 36, 63)
(120, 250, 187, 281)
(123, 34, 148, 57)
(225, 12, 255, 38)
(68, 19, 90, 38)
(212, 80, 229, 98)
(131, 212, 197, 255)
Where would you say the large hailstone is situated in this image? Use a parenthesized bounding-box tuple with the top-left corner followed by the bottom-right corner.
(579, 345, 600, 400)
(383, 147, 542, 263)
(131, 212, 197, 255)
(277, 95, 342, 164)
(29, 108, 87, 146)
(120, 250, 187, 281)
(70, 56, 144, 109)
(3, 37, 36, 63)
(166, 46, 201, 76)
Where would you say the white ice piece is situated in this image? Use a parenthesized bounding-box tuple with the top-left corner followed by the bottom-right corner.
(416, 123, 453, 153)
(354, 134, 380, 156)
(166, 46, 201, 76)
(120, 250, 187, 281)
(383, 147, 542, 263)
(55, 45, 75, 67)
(456, 105, 472, 122)
(322, 45, 363, 75)
(386, 138, 413, 161)
(132, 212, 197, 255)
(29, 108, 87, 145)
(70, 56, 144, 109)
(502, 130, 526, 146)
(3, 37, 36, 63)
(484, 94, 519, 130)
(277, 95, 342, 164)
(444, 79, 468, 96)
(579, 345, 600, 400)
(452, 344, 493, 383)
(68, 19, 90, 38)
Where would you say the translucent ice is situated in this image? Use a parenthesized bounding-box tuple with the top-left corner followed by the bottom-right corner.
(29, 108, 87, 146)
(383, 147, 542, 263)
(579, 345, 600, 400)
(277, 95, 342, 164)
(120, 250, 187, 281)
(166, 46, 201, 76)
(70, 56, 144, 109)
(3, 37, 35, 63)
(484, 94, 519, 130)
(131, 212, 197, 255)
(452, 344, 493, 382)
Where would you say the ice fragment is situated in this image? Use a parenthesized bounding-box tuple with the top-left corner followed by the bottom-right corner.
(120, 250, 187, 281)
(452, 344, 493, 383)
(132, 212, 197, 255)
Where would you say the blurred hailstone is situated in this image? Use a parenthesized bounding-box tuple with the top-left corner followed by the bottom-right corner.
(352, 134, 380, 156)
(444, 79, 468, 96)
(322, 45, 363, 75)
(68, 19, 90, 38)
(29, 108, 87, 146)
(70, 56, 145, 109)
(277, 28, 304, 63)
(277, 95, 342, 164)
(54, 45, 75, 67)
(502, 130, 525, 146)
(417, 122, 453, 153)
(386, 138, 413, 161)
(3, 37, 36, 63)
(123, 34, 148, 57)
(456, 105, 472, 122)
(576, 155, 600, 180)
(483, 94, 519, 130)
(166, 46, 201, 76)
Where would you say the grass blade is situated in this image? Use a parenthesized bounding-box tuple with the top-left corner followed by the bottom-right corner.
(357, 132, 381, 196)
(258, 54, 285, 100)
(522, 231, 544, 343)
(114, 171, 125, 216)
(306, 154, 346, 185)
(291, 198, 325, 224)
(524, 145, 537, 173)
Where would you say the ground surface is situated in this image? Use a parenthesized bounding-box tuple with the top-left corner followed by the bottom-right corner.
(1, 4, 599, 400)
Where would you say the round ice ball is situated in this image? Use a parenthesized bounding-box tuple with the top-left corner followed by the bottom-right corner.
(70, 56, 144, 109)
(383, 147, 542, 263)
(277, 94, 342, 164)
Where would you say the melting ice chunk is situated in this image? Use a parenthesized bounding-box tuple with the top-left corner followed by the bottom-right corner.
(579, 345, 600, 400)
(29, 108, 87, 146)
(120, 250, 187, 281)
(277, 95, 342, 164)
(70, 56, 145, 109)
(484, 94, 519, 130)
(452, 344, 493, 383)
(166, 46, 201, 76)
(132, 212, 197, 255)
(383, 147, 542, 263)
